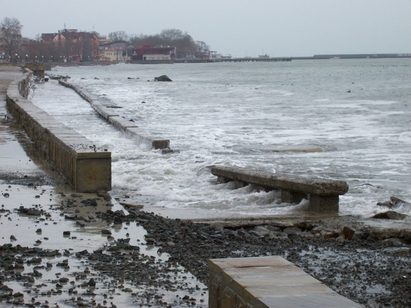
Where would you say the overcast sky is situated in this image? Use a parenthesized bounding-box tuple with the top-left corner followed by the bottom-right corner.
(1, 0, 410, 57)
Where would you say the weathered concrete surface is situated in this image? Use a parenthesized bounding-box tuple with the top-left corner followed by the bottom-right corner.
(209, 256, 361, 308)
(211, 165, 348, 212)
(58, 79, 170, 149)
(5, 69, 111, 192)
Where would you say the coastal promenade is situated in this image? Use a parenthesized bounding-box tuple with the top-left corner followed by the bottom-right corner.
(0, 65, 22, 95)
(0, 65, 37, 176)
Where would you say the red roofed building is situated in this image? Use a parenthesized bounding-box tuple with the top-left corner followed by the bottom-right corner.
(130, 45, 176, 62)
(41, 29, 100, 62)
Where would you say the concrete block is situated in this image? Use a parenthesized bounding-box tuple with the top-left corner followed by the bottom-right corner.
(75, 152, 111, 192)
(125, 127, 170, 149)
(309, 195, 339, 212)
(209, 256, 361, 308)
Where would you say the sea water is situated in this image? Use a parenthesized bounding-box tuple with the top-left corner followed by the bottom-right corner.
(29, 59, 411, 218)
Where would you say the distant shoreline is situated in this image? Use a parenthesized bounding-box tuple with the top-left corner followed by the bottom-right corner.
(293, 53, 411, 60)
(28, 52, 411, 69)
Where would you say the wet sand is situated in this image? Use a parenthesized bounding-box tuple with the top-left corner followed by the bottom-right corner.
(1, 65, 411, 307)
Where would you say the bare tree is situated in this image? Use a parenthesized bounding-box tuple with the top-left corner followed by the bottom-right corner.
(160, 29, 185, 43)
(0, 17, 23, 61)
(128, 29, 207, 59)
(196, 41, 209, 52)
(174, 35, 197, 59)
(108, 31, 129, 42)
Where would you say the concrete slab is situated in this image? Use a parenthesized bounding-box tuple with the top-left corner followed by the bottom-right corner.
(57, 81, 170, 149)
(109, 115, 138, 130)
(95, 106, 120, 120)
(209, 256, 361, 308)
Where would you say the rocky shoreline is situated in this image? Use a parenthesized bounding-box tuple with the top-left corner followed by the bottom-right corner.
(1, 185, 411, 307)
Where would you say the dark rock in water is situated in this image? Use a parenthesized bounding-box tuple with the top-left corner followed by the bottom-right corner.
(27, 208, 42, 216)
(101, 229, 112, 235)
(377, 196, 410, 209)
(154, 75, 172, 82)
(65, 214, 77, 220)
(17, 206, 42, 216)
(59, 277, 69, 283)
(113, 216, 123, 224)
(372, 211, 407, 220)
(0, 284, 13, 294)
(88, 278, 96, 287)
(81, 198, 98, 206)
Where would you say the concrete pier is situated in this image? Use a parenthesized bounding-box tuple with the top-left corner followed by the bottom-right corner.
(211, 165, 349, 212)
(209, 256, 361, 308)
(6, 70, 111, 192)
(58, 80, 170, 150)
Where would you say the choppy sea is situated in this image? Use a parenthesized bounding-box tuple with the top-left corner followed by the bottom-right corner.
(29, 59, 411, 218)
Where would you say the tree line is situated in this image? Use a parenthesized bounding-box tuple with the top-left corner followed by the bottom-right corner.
(0, 17, 210, 62)
(108, 29, 209, 59)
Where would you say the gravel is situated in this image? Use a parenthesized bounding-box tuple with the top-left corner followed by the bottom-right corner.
(1, 184, 411, 307)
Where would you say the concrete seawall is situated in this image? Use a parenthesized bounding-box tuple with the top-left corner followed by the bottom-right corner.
(58, 80, 170, 150)
(6, 70, 111, 192)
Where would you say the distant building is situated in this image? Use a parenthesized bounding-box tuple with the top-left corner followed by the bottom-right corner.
(100, 40, 133, 62)
(210, 51, 222, 60)
(97, 34, 111, 46)
(195, 50, 210, 60)
(101, 48, 125, 62)
(130, 44, 175, 62)
(41, 29, 100, 62)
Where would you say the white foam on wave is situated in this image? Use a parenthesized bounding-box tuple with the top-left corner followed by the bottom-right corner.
(33, 59, 411, 218)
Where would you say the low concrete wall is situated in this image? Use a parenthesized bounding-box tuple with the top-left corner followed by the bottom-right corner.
(209, 256, 361, 308)
(6, 70, 111, 192)
(58, 80, 170, 150)
(24, 63, 45, 79)
(211, 165, 349, 212)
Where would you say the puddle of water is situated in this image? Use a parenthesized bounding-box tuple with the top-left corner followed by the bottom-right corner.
(0, 184, 208, 307)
